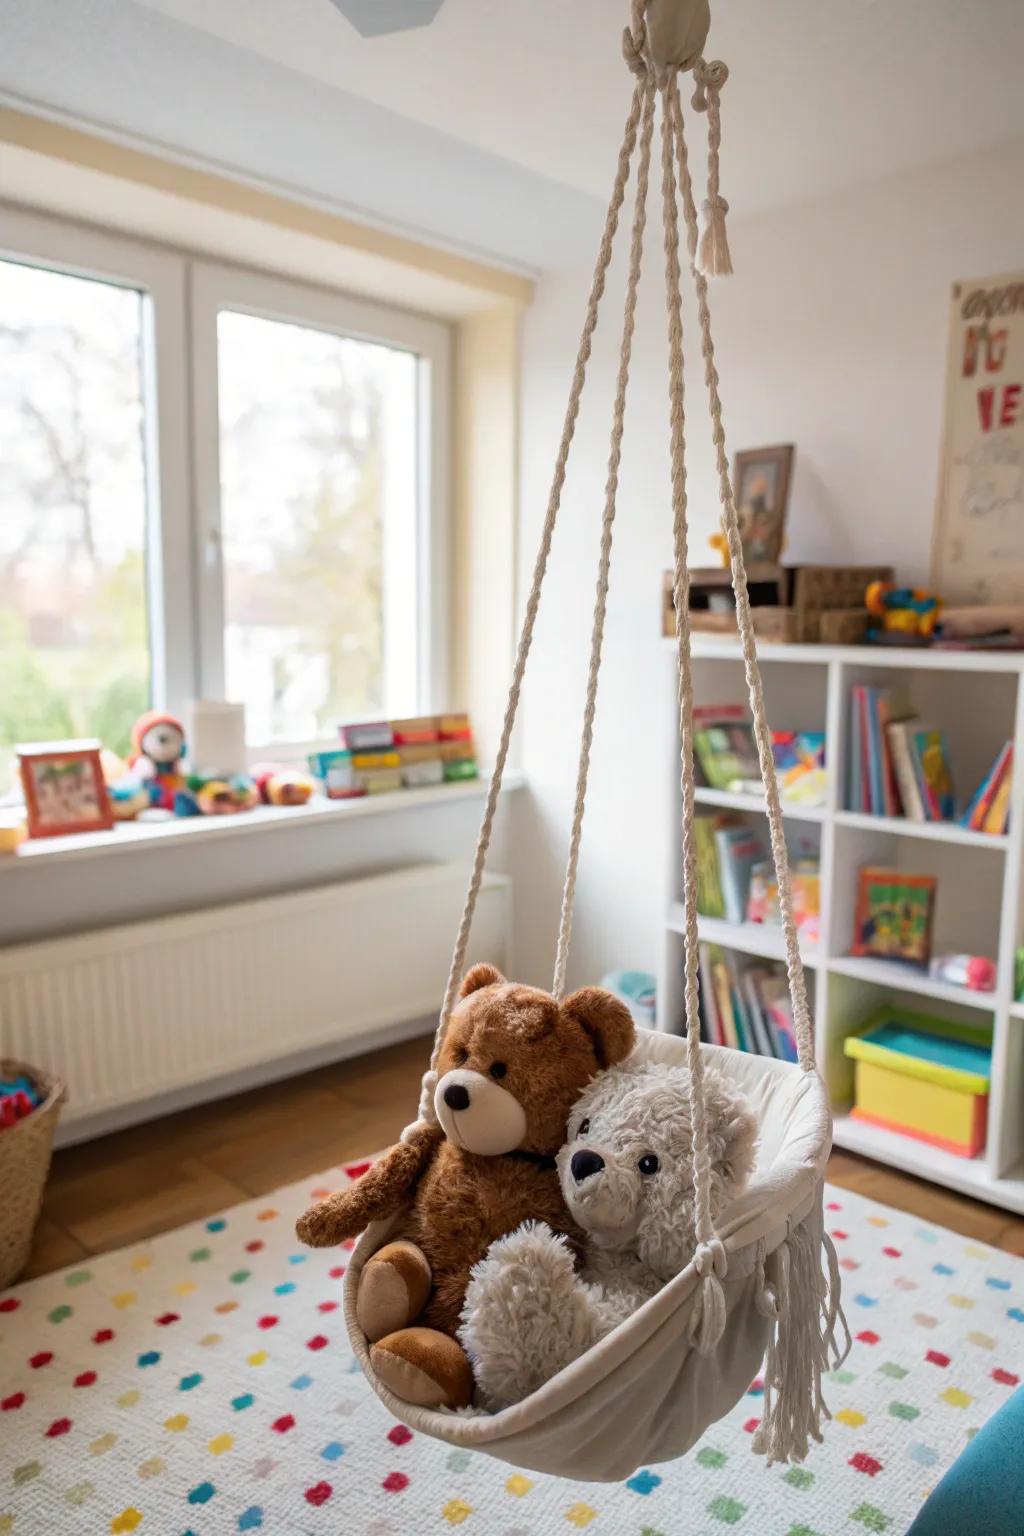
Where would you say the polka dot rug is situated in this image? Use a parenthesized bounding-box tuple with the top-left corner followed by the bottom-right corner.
(1, 1165, 1021, 1535)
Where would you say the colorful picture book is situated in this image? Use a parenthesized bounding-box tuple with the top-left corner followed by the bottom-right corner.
(960, 742, 1013, 835)
(693, 707, 827, 806)
(693, 815, 820, 933)
(696, 945, 799, 1062)
(852, 867, 937, 967)
(692, 706, 760, 790)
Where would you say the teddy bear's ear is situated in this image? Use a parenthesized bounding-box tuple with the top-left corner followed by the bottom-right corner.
(561, 987, 635, 1068)
(458, 962, 506, 999)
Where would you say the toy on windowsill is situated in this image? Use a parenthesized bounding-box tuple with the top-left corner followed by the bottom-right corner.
(100, 749, 151, 821)
(865, 582, 942, 645)
(0, 809, 27, 854)
(129, 710, 189, 812)
(928, 953, 997, 993)
(251, 764, 316, 807)
(174, 771, 260, 817)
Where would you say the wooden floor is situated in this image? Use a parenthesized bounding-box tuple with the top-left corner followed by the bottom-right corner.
(24, 1034, 1024, 1280)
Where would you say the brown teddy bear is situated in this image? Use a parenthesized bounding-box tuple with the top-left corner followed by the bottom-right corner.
(295, 963, 635, 1410)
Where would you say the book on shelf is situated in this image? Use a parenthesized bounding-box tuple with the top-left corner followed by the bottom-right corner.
(912, 728, 955, 820)
(848, 685, 956, 822)
(960, 742, 1013, 835)
(693, 708, 828, 806)
(885, 720, 926, 821)
(852, 867, 937, 966)
(695, 813, 820, 934)
(692, 706, 760, 791)
(694, 814, 727, 919)
(848, 684, 907, 816)
(714, 825, 764, 925)
(695, 945, 798, 1060)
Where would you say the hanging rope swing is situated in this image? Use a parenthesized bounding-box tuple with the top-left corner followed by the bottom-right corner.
(343, 0, 849, 1480)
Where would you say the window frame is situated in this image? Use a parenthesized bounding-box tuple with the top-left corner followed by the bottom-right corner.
(0, 203, 195, 718)
(189, 260, 451, 757)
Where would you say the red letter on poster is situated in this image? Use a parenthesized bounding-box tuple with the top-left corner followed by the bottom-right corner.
(977, 387, 994, 432)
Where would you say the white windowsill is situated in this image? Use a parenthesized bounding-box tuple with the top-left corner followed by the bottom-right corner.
(2, 771, 525, 871)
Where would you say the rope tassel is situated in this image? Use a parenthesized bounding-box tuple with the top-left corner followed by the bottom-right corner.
(692, 59, 732, 277)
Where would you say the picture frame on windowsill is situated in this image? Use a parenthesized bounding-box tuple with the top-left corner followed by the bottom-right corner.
(17, 739, 114, 840)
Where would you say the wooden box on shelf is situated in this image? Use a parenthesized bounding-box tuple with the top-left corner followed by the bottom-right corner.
(787, 564, 893, 643)
(662, 565, 791, 638)
(664, 563, 891, 644)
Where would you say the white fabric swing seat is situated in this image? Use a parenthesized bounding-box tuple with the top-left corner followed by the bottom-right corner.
(343, 1030, 839, 1482)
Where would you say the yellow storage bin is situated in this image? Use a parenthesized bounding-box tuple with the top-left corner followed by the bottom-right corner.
(843, 1008, 992, 1159)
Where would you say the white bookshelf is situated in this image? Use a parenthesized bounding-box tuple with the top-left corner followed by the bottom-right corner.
(658, 637, 1024, 1214)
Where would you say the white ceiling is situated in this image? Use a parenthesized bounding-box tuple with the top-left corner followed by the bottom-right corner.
(134, 0, 1024, 207)
(4, 0, 1024, 272)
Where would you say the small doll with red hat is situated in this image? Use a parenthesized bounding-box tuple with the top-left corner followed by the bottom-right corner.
(130, 710, 188, 812)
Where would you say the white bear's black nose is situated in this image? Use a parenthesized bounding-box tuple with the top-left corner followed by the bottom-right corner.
(444, 1083, 471, 1111)
(570, 1149, 605, 1183)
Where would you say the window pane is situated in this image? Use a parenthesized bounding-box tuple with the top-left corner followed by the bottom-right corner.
(0, 260, 151, 793)
(217, 309, 418, 745)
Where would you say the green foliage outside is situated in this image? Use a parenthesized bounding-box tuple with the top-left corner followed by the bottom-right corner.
(0, 551, 149, 794)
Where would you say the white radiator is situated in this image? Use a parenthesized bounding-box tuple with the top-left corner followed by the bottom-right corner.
(0, 862, 509, 1143)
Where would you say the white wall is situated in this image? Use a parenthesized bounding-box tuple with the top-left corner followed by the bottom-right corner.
(510, 136, 1024, 993)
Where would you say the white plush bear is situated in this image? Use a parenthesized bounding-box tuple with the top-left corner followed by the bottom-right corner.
(458, 1059, 759, 1410)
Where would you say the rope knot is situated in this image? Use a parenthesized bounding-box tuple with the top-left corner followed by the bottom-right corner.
(691, 58, 729, 110)
(694, 1236, 728, 1280)
(621, 24, 648, 78)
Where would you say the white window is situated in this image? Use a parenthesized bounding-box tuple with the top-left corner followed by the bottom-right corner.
(191, 265, 449, 753)
(0, 209, 191, 792)
(0, 211, 449, 789)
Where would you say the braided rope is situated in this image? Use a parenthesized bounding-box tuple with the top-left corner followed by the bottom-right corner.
(658, 73, 726, 1354)
(415, 65, 650, 1122)
(667, 75, 814, 1070)
(552, 78, 656, 1000)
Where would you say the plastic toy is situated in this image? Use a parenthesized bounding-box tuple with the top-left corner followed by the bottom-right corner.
(845, 1008, 991, 1158)
(250, 763, 315, 807)
(865, 581, 942, 642)
(0, 1073, 41, 1130)
(130, 710, 188, 811)
(0, 810, 27, 854)
(178, 772, 260, 816)
(100, 748, 151, 821)
(928, 953, 997, 993)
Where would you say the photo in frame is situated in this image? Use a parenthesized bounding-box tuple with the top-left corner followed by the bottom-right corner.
(17, 739, 114, 839)
(731, 444, 795, 564)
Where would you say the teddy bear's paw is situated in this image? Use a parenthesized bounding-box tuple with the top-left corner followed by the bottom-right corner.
(295, 1202, 342, 1248)
(356, 1240, 432, 1343)
(371, 1327, 474, 1410)
(477, 1221, 575, 1288)
(459, 1225, 583, 1410)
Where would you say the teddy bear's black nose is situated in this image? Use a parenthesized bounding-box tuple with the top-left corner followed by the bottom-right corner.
(444, 1083, 471, 1112)
(570, 1149, 605, 1183)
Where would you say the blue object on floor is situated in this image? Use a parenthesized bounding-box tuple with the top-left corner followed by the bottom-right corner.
(907, 1386, 1024, 1536)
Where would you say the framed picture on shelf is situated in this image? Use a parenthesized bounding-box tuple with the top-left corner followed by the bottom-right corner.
(731, 444, 795, 564)
(852, 867, 937, 967)
(17, 739, 114, 839)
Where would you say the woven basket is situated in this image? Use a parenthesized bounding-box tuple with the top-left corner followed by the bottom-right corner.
(0, 1060, 66, 1290)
